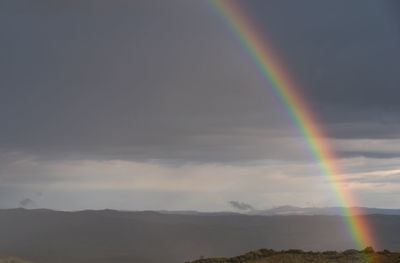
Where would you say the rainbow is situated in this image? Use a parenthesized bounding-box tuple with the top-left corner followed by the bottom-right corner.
(209, 0, 376, 250)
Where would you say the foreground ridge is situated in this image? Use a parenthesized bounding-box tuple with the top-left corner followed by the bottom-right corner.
(0, 257, 32, 263)
(187, 247, 400, 263)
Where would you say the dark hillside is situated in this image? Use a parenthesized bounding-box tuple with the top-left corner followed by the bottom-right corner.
(1, 209, 400, 263)
(187, 248, 400, 263)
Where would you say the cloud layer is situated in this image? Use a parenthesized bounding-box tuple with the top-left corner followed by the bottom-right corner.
(0, 0, 399, 209)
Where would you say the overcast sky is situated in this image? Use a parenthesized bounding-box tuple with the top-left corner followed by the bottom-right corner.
(1, 0, 400, 210)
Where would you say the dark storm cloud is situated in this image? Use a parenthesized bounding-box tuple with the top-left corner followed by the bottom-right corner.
(243, 0, 400, 138)
(0, 0, 294, 162)
(1, 0, 400, 163)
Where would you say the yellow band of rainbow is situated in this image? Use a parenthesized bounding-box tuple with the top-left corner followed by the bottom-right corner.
(209, 0, 376, 250)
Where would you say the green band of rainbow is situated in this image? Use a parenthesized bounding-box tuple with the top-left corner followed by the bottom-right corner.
(209, 0, 375, 250)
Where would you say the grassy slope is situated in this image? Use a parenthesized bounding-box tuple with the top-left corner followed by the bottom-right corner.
(251, 253, 393, 263)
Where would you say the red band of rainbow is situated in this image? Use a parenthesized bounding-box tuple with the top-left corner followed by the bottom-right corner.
(209, 0, 376, 250)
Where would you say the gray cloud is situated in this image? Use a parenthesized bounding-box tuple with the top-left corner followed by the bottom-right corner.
(19, 197, 35, 208)
(339, 152, 400, 159)
(229, 201, 255, 211)
(346, 171, 400, 185)
(1, 0, 400, 210)
(0, 0, 399, 164)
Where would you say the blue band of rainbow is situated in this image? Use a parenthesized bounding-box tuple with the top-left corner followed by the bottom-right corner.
(209, 0, 375, 250)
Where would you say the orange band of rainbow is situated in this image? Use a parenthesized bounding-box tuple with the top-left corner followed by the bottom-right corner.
(209, 0, 376, 250)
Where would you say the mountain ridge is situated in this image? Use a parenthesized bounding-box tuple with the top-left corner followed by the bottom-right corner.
(5, 205, 400, 216)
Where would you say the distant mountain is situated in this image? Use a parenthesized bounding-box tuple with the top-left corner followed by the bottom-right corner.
(1, 209, 400, 263)
(158, 206, 400, 216)
(157, 210, 240, 216)
(248, 206, 400, 216)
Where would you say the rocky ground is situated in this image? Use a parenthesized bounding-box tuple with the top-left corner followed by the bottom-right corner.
(187, 247, 400, 263)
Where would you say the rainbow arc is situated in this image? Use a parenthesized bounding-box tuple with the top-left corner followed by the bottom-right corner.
(210, 0, 376, 250)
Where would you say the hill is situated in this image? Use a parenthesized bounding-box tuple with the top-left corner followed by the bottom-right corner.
(187, 248, 400, 263)
(0, 257, 32, 263)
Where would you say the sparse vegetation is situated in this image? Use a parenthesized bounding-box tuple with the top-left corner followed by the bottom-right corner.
(0, 257, 32, 263)
(186, 248, 400, 263)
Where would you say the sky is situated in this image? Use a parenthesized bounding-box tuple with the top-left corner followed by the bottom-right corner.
(1, 0, 400, 211)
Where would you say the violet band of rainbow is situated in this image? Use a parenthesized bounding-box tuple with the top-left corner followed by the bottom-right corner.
(209, 0, 376, 250)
